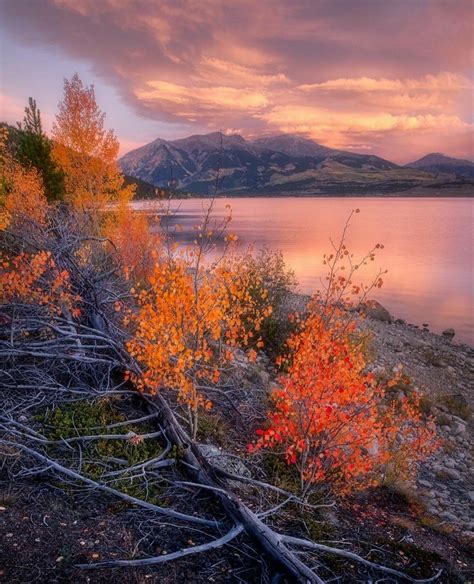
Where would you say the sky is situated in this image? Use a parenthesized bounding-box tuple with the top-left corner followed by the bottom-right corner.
(0, 0, 472, 163)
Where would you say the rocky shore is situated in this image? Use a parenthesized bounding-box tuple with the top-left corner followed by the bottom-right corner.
(359, 302, 473, 542)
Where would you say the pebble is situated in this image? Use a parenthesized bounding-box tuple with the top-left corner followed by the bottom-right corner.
(440, 511, 458, 522)
(444, 468, 462, 481)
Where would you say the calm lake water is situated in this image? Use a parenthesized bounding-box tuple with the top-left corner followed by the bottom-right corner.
(134, 197, 474, 345)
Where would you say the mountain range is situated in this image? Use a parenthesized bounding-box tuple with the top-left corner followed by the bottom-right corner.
(118, 132, 474, 196)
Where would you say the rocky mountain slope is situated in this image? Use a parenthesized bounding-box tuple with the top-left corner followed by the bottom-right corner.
(406, 153, 474, 179)
(119, 132, 474, 196)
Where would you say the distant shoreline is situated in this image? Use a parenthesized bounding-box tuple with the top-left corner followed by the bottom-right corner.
(133, 190, 474, 201)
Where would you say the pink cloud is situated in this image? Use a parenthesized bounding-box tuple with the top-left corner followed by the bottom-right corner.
(1, 0, 472, 162)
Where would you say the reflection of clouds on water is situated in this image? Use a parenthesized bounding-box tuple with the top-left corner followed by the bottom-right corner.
(133, 197, 474, 343)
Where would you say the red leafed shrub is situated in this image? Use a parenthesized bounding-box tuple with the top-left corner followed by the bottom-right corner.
(250, 212, 438, 496)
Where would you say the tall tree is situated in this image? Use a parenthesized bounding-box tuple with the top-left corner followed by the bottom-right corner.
(21, 97, 42, 135)
(51, 74, 133, 209)
(16, 98, 65, 202)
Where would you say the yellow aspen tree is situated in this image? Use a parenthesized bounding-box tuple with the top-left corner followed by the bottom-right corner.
(52, 74, 134, 210)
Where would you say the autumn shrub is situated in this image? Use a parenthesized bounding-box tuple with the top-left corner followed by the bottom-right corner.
(126, 242, 273, 439)
(0, 250, 81, 320)
(0, 126, 49, 230)
(103, 195, 161, 282)
(227, 247, 297, 356)
(250, 211, 438, 496)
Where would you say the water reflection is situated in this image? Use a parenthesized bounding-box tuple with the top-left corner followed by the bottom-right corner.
(134, 197, 474, 344)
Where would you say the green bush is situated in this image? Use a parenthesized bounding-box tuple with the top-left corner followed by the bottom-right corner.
(247, 247, 298, 356)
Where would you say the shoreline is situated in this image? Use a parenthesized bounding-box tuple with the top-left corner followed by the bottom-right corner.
(133, 190, 474, 200)
(343, 300, 473, 537)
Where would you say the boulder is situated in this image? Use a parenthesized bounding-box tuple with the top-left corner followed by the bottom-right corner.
(442, 328, 455, 339)
(197, 443, 250, 477)
(450, 420, 467, 436)
(360, 300, 393, 323)
(440, 511, 458, 523)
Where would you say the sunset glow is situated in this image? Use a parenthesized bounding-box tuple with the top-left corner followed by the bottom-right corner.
(1, 0, 472, 161)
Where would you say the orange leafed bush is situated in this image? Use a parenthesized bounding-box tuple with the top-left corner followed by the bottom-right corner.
(250, 212, 438, 495)
(1, 251, 81, 318)
(126, 246, 272, 438)
(250, 301, 438, 494)
(103, 196, 161, 282)
(1, 127, 48, 229)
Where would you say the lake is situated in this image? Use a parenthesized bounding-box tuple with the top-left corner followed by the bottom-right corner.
(134, 197, 474, 345)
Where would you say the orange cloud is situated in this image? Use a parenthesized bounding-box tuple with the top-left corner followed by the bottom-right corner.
(136, 81, 269, 118)
(197, 57, 289, 87)
(1, 0, 473, 162)
(298, 72, 472, 93)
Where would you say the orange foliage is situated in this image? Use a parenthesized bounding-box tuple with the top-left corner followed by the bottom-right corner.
(126, 223, 272, 438)
(52, 74, 134, 210)
(103, 196, 161, 281)
(250, 212, 438, 495)
(0, 127, 48, 229)
(1, 251, 81, 318)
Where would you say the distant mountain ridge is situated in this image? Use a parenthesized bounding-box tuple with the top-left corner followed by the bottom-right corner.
(119, 132, 474, 196)
(405, 153, 474, 179)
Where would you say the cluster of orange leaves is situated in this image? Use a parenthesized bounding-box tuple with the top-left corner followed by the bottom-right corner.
(103, 196, 161, 281)
(125, 249, 272, 434)
(1, 251, 81, 318)
(250, 301, 438, 493)
(0, 127, 49, 230)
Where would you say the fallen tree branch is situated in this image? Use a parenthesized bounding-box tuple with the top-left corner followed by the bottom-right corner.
(77, 523, 244, 569)
(281, 535, 443, 584)
(0, 439, 220, 528)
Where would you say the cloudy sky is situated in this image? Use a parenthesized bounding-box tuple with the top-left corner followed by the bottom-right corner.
(0, 0, 472, 162)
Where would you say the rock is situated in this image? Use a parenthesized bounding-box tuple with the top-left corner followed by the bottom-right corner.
(197, 443, 250, 477)
(360, 300, 393, 323)
(443, 468, 462, 481)
(411, 338, 429, 349)
(258, 370, 271, 387)
(450, 421, 467, 436)
(422, 348, 447, 367)
(418, 479, 434, 489)
(467, 491, 474, 503)
(369, 365, 386, 377)
(395, 318, 406, 325)
(442, 328, 455, 339)
(440, 511, 458, 523)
